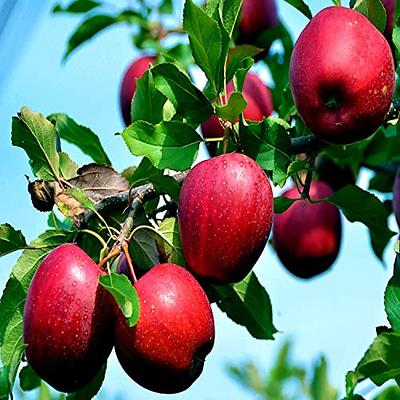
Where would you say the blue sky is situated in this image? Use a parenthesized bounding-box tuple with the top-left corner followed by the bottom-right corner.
(0, 0, 397, 398)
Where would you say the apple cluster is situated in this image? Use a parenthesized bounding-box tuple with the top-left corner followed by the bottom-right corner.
(21, 0, 398, 396)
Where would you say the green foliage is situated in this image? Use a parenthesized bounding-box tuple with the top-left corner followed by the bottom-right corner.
(352, 0, 387, 33)
(0, 225, 27, 257)
(99, 273, 140, 327)
(281, 0, 312, 19)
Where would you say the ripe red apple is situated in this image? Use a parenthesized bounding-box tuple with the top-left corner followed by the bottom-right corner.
(23, 244, 114, 392)
(393, 168, 400, 227)
(273, 181, 342, 279)
(114, 263, 215, 394)
(290, 6, 395, 144)
(179, 153, 273, 283)
(201, 73, 273, 155)
(239, 0, 278, 42)
(119, 55, 156, 126)
(381, 0, 396, 39)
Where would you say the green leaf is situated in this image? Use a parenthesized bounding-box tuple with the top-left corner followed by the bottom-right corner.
(47, 213, 73, 231)
(219, 0, 243, 37)
(151, 63, 213, 124)
(328, 185, 395, 260)
(19, 364, 41, 391)
(212, 272, 277, 340)
(385, 255, 400, 333)
(122, 158, 162, 187)
(310, 356, 338, 400)
(282, 0, 312, 19)
(393, 26, 400, 56)
(99, 273, 140, 327)
(52, 0, 101, 13)
(239, 118, 292, 187)
(160, 0, 173, 14)
(373, 385, 400, 399)
(274, 196, 298, 214)
(353, 0, 387, 32)
(331, 0, 341, 4)
(131, 70, 167, 125)
(0, 224, 27, 257)
(215, 92, 247, 122)
(0, 230, 75, 395)
(157, 218, 186, 266)
(63, 14, 118, 60)
(129, 227, 160, 271)
(48, 114, 111, 165)
(12, 107, 60, 181)
(0, 365, 10, 400)
(121, 121, 202, 171)
(183, 0, 222, 93)
(151, 175, 181, 202)
(287, 159, 307, 176)
(65, 187, 96, 211)
(346, 333, 400, 394)
(66, 363, 106, 399)
(226, 45, 261, 83)
(58, 152, 79, 180)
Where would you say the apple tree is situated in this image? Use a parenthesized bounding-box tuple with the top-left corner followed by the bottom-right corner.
(1, 0, 400, 398)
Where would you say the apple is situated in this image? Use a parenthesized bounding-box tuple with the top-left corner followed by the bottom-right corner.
(114, 263, 215, 394)
(273, 181, 342, 279)
(23, 244, 114, 392)
(290, 6, 395, 144)
(179, 153, 273, 283)
(381, 0, 396, 39)
(120, 55, 156, 126)
(393, 168, 400, 227)
(201, 73, 273, 156)
(239, 0, 278, 42)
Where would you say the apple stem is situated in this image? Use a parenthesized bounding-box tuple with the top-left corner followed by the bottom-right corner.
(223, 126, 230, 154)
(122, 242, 138, 283)
(98, 245, 121, 270)
(301, 154, 316, 200)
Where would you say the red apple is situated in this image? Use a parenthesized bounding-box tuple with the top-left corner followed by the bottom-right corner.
(239, 0, 278, 41)
(273, 181, 342, 279)
(393, 168, 400, 227)
(381, 0, 396, 39)
(23, 244, 114, 392)
(119, 55, 156, 126)
(201, 73, 273, 155)
(114, 263, 215, 394)
(179, 153, 273, 283)
(290, 6, 395, 144)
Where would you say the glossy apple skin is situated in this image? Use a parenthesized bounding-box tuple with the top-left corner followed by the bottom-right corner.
(382, 0, 396, 39)
(120, 55, 156, 126)
(273, 181, 342, 279)
(115, 263, 215, 394)
(201, 73, 273, 155)
(393, 169, 400, 227)
(290, 6, 395, 145)
(23, 244, 114, 392)
(239, 0, 278, 41)
(179, 153, 273, 283)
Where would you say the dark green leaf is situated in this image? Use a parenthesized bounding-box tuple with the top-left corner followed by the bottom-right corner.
(63, 14, 118, 60)
(353, 0, 386, 32)
(66, 363, 106, 399)
(122, 158, 161, 187)
(328, 185, 395, 260)
(19, 364, 41, 391)
(48, 114, 111, 165)
(385, 255, 400, 333)
(12, 107, 60, 181)
(274, 196, 298, 214)
(129, 227, 160, 270)
(52, 0, 101, 13)
(219, 0, 243, 36)
(151, 63, 213, 124)
(287, 159, 307, 176)
(393, 26, 400, 56)
(0, 224, 27, 257)
(183, 0, 222, 93)
(159, 0, 173, 14)
(373, 385, 400, 399)
(212, 272, 277, 340)
(151, 175, 181, 202)
(99, 273, 140, 327)
(282, 0, 312, 19)
(121, 121, 201, 171)
(215, 92, 247, 122)
(240, 118, 292, 186)
(0, 365, 10, 400)
(346, 333, 400, 395)
(369, 171, 395, 193)
(131, 69, 166, 125)
(157, 218, 186, 266)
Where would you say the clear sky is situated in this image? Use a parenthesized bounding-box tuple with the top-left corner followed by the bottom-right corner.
(0, 0, 397, 399)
